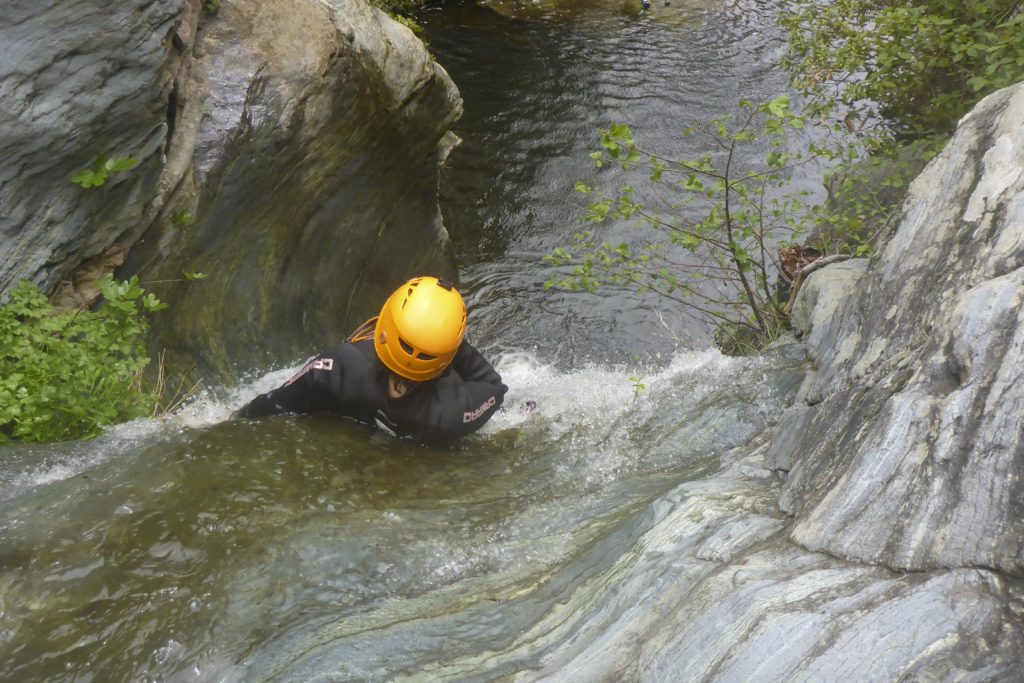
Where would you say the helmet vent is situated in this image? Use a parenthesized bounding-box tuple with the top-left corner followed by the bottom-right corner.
(399, 336, 437, 361)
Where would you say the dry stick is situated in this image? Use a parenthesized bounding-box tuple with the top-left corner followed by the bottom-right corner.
(865, 207, 899, 248)
(654, 308, 689, 346)
(753, 183, 775, 307)
(783, 253, 853, 316)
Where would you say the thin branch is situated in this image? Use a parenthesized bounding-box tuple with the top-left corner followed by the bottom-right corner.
(620, 272, 743, 324)
(638, 209, 732, 250)
(722, 138, 768, 333)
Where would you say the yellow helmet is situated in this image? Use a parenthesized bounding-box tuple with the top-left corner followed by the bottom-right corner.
(373, 276, 467, 381)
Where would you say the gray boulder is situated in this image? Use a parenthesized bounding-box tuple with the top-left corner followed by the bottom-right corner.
(0, 0, 190, 297)
(0, 0, 461, 379)
(774, 82, 1024, 575)
(789, 258, 868, 359)
(131, 0, 462, 377)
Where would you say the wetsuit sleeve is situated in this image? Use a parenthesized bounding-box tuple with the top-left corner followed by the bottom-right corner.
(234, 353, 341, 418)
(424, 341, 507, 445)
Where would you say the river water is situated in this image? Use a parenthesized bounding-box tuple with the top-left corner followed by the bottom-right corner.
(0, 1, 814, 680)
(430, 0, 820, 359)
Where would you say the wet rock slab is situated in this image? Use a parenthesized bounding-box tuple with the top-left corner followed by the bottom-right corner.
(234, 448, 1024, 682)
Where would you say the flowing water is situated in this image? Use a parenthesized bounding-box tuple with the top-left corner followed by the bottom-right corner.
(0, 1, 816, 680)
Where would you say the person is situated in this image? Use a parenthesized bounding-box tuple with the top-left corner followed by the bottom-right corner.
(236, 276, 508, 447)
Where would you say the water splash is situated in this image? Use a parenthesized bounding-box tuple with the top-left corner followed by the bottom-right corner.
(173, 365, 301, 429)
(488, 348, 733, 433)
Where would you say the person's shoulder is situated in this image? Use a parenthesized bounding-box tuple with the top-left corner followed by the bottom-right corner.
(348, 338, 377, 358)
(320, 338, 371, 357)
(458, 338, 481, 352)
(321, 338, 378, 374)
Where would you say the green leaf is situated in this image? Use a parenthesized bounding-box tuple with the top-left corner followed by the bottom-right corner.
(683, 174, 704, 191)
(71, 168, 106, 188)
(0, 277, 167, 442)
(765, 95, 791, 118)
(105, 156, 138, 172)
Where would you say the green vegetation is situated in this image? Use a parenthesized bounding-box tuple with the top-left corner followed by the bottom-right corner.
(171, 209, 196, 227)
(784, 0, 1024, 254)
(70, 155, 138, 189)
(546, 97, 819, 352)
(547, 2, 1024, 353)
(784, 0, 1024, 139)
(802, 140, 929, 256)
(370, 0, 427, 34)
(0, 149, 204, 443)
(371, 0, 428, 16)
(0, 276, 167, 443)
(628, 375, 645, 404)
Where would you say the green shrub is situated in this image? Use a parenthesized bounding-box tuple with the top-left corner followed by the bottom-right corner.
(784, 0, 1024, 139)
(0, 276, 167, 443)
(545, 97, 821, 352)
(371, 0, 428, 15)
(782, 2, 1024, 259)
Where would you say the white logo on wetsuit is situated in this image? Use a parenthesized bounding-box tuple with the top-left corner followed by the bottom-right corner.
(283, 357, 333, 386)
(463, 396, 496, 423)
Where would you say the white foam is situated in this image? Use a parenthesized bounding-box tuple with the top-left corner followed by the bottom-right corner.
(484, 348, 734, 435)
(173, 365, 301, 429)
(1, 414, 178, 494)
(2, 350, 738, 495)
(171, 349, 734, 437)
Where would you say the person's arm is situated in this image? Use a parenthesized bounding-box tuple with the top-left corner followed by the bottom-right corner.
(234, 355, 339, 418)
(449, 339, 503, 384)
(423, 341, 507, 444)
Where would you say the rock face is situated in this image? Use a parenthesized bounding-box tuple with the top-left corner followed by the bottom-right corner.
(132, 0, 462, 377)
(0, 0, 191, 297)
(788, 258, 868, 359)
(0, 0, 461, 378)
(483, 453, 1022, 682)
(774, 83, 1024, 576)
(365, 86, 1024, 678)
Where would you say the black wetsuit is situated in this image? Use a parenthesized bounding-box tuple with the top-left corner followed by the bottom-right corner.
(236, 339, 507, 447)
